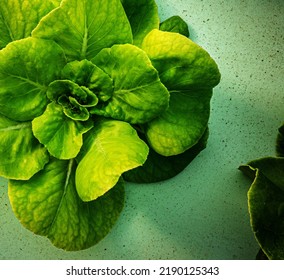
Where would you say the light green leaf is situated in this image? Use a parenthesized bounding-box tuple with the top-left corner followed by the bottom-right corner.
(142, 29, 221, 156)
(32, 102, 93, 160)
(0, 113, 49, 180)
(32, 0, 132, 61)
(120, 0, 159, 47)
(0, 0, 61, 49)
(145, 89, 212, 156)
(160, 16, 190, 37)
(240, 158, 284, 260)
(8, 158, 125, 251)
(142, 29, 221, 91)
(124, 128, 208, 183)
(91, 44, 169, 124)
(61, 59, 113, 102)
(0, 37, 67, 121)
(76, 119, 149, 201)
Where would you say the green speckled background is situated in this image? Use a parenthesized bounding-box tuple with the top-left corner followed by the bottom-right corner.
(1, 0, 284, 259)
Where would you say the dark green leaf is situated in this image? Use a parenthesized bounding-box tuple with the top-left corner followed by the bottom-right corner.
(120, 0, 159, 47)
(160, 15, 190, 37)
(240, 158, 284, 259)
(124, 128, 208, 183)
(256, 248, 269, 260)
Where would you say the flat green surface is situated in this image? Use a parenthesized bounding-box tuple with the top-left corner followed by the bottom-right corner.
(1, 0, 284, 259)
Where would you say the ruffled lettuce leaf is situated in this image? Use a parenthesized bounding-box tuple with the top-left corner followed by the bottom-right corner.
(47, 80, 98, 121)
(160, 15, 190, 37)
(0, 37, 67, 121)
(120, 0, 159, 47)
(8, 158, 125, 251)
(32, 102, 93, 160)
(0, 113, 49, 180)
(47, 80, 98, 108)
(239, 157, 284, 260)
(124, 128, 208, 183)
(32, 0, 133, 61)
(91, 44, 169, 124)
(0, 0, 61, 49)
(142, 29, 220, 156)
(61, 59, 113, 102)
(76, 119, 149, 201)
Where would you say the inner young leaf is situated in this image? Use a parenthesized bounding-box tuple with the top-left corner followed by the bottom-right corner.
(61, 59, 114, 102)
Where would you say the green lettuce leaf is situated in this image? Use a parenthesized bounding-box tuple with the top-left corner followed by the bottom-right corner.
(0, 113, 49, 180)
(8, 158, 125, 251)
(124, 128, 208, 183)
(142, 29, 220, 156)
(76, 119, 149, 201)
(47, 80, 98, 108)
(32, 0, 133, 61)
(32, 102, 93, 160)
(57, 95, 90, 121)
(160, 15, 190, 37)
(91, 44, 169, 124)
(47, 79, 98, 120)
(239, 157, 284, 260)
(142, 30, 220, 90)
(145, 89, 212, 156)
(0, 37, 67, 121)
(120, 0, 159, 47)
(0, 0, 61, 49)
(61, 59, 113, 102)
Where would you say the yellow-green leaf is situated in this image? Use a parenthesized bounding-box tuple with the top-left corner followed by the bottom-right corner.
(76, 119, 149, 201)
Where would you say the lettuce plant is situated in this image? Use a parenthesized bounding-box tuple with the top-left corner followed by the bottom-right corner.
(0, 0, 220, 251)
(240, 123, 284, 259)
